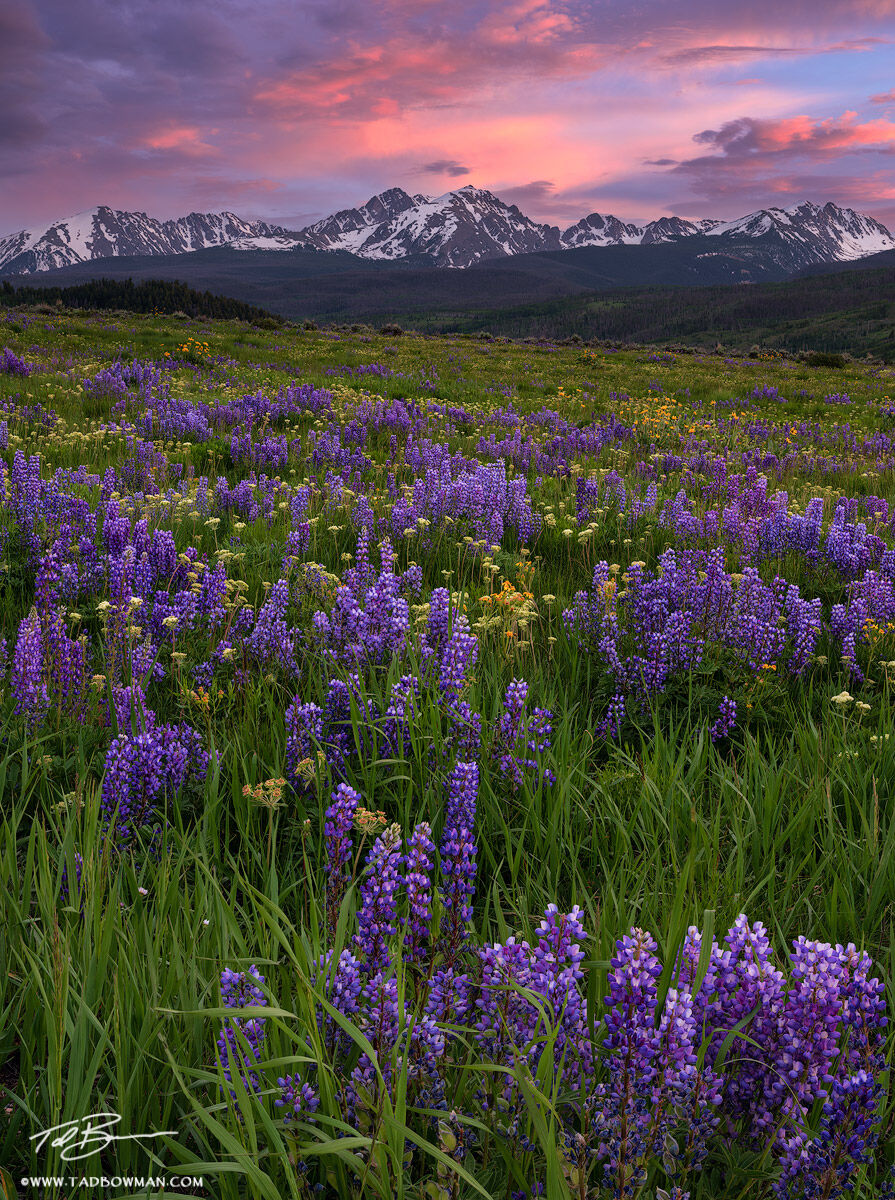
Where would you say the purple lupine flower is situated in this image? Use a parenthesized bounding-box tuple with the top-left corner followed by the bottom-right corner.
(11, 609, 48, 730)
(602, 928, 662, 1086)
(275, 1073, 319, 1123)
(106, 682, 154, 733)
(244, 577, 300, 675)
(531, 904, 592, 1085)
(403, 822, 435, 963)
(710, 695, 737, 742)
(440, 762, 478, 965)
(42, 608, 87, 715)
(774, 1070, 884, 1200)
(207, 899, 894, 1188)
(474, 936, 537, 1083)
(424, 587, 452, 652)
(711, 915, 787, 1132)
(494, 678, 529, 786)
(771, 938, 847, 1114)
(426, 966, 473, 1024)
(441, 698, 483, 762)
(591, 929, 664, 1192)
(217, 965, 268, 1104)
(284, 698, 324, 791)
(100, 720, 209, 851)
(310, 535, 410, 665)
(282, 523, 311, 570)
(565, 545, 825, 709)
(312, 948, 365, 1056)
(836, 942, 888, 1075)
(353, 971, 401, 1086)
(595, 925, 725, 1192)
(324, 783, 360, 936)
(1, 347, 34, 376)
(380, 673, 419, 758)
(405, 1012, 448, 1107)
(492, 678, 555, 789)
(597, 692, 627, 741)
(354, 822, 403, 973)
(654, 986, 700, 1102)
(436, 625, 479, 697)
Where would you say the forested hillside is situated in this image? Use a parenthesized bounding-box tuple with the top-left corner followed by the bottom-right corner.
(403, 265, 895, 358)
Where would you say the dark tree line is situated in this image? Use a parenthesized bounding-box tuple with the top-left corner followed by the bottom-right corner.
(0, 277, 281, 324)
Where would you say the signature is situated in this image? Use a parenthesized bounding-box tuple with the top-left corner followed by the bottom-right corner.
(31, 1113, 178, 1162)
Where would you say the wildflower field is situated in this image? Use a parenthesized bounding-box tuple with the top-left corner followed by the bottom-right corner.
(3, 308, 895, 1199)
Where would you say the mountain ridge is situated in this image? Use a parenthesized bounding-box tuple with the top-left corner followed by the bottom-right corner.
(0, 206, 292, 276)
(1, 189, 893, 276)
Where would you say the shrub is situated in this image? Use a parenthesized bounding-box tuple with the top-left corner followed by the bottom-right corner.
(807, 351, 847, 368)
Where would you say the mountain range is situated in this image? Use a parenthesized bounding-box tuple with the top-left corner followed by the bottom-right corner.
(0, 209, 291, 276)
(2, 187, 893, 276)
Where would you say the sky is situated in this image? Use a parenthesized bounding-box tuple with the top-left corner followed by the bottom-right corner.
(2, 0, 895, 235)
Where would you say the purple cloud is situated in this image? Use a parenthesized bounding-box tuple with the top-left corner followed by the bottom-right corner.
(0, 3, 51, 148)
(420, 160, 472, 176)
(662, 113, 895, 225)
(660, 37, 888, 66)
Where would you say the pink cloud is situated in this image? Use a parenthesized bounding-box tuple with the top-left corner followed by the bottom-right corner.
(142, 125, 217, 155)
(478, 0, 577, 46)
(692, 111, 895, 156)
(254, 41, 461, 118)
(252, 3, 608, 122)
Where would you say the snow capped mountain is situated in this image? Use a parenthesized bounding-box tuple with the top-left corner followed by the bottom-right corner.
(560, 213, 721, 249)
(706, 201, 895, 268)
(561, 213, 644, 249)
(296, 185, 562, 266)
(295, 189, 720, 261)
(293, 192, 889, 269)
(294, 188, 722, 262)
(1, 194, 892, 277)
(297, 187, 423, 253)
(640, 216, 722, 244)
(0, 206, 291, 275)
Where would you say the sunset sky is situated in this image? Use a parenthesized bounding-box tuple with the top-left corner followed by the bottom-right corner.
(3, 0, 895, 235)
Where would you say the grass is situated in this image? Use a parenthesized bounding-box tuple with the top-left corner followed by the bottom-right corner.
(1, 306, 895, 1197)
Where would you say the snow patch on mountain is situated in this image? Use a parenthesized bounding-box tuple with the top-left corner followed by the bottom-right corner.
(227, 235, 306, 251)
